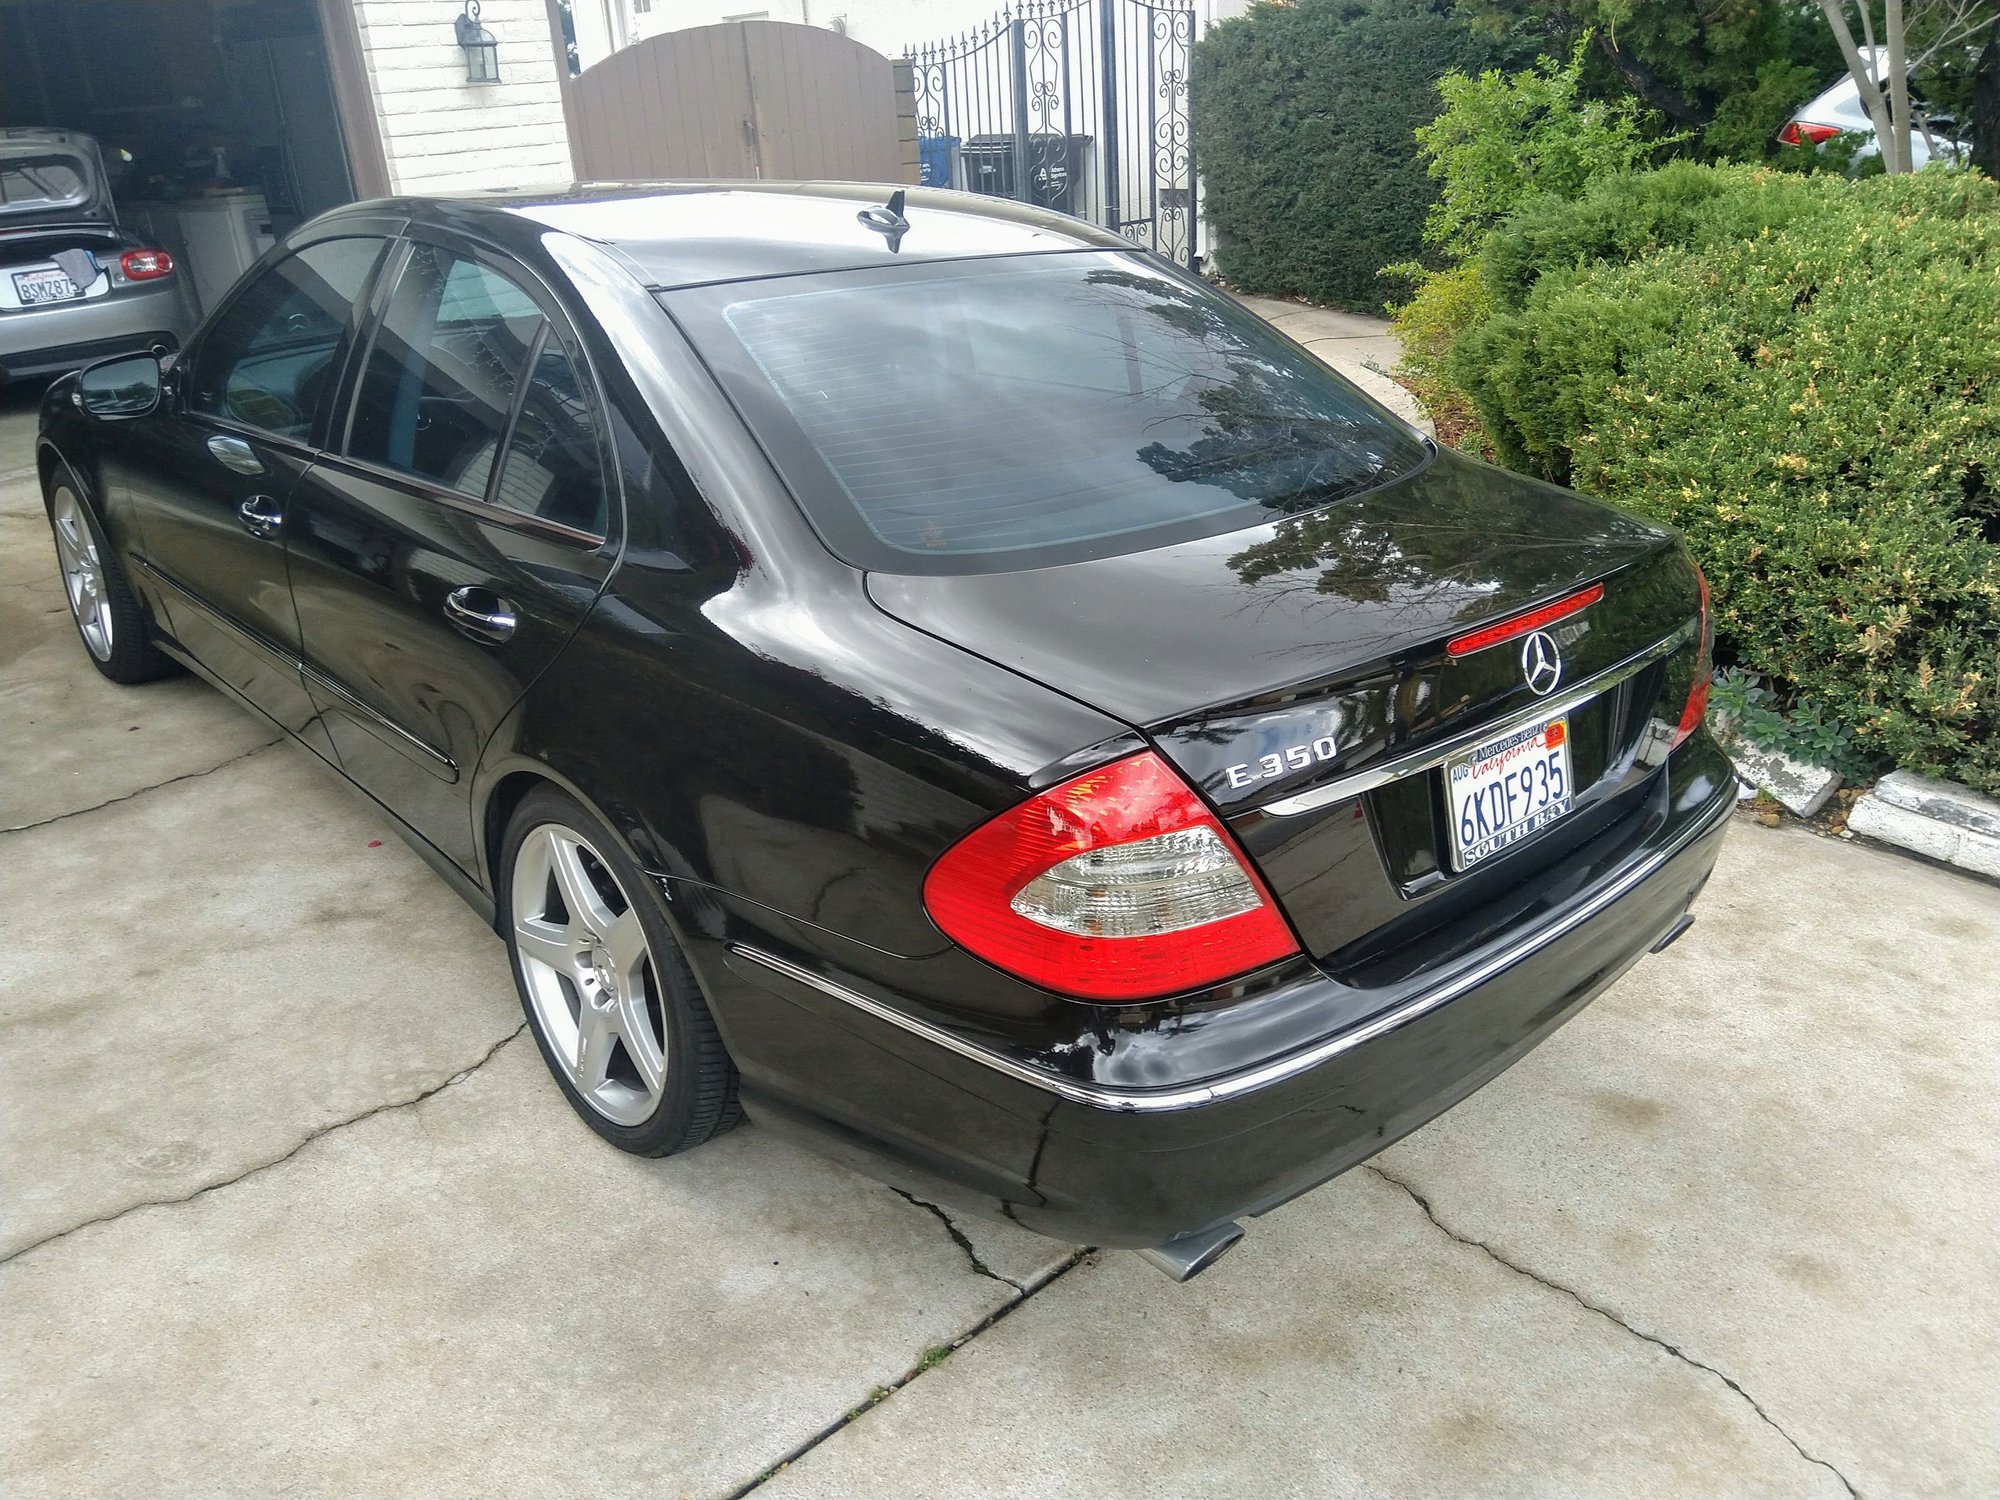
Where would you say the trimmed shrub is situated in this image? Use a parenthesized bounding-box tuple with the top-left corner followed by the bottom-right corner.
(1452, 167, 2000, 791)
(1384, 262, 1493, 450)
(1191, 0, 1519, 310)
(1414, 39, 1659, 259)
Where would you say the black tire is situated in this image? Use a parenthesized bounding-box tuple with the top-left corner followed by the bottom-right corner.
(499, 785, 742, 1156)
(45, 477, 175, 685)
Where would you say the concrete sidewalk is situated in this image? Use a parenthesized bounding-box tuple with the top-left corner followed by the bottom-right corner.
(3, 372, 1996, 1497)
(1231, 291, 1433, 436)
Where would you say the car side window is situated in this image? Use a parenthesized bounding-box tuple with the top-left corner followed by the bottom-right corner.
(489, 337, 608, 536)
(188, 237, 387, 441)
(347, 245, 545, 502)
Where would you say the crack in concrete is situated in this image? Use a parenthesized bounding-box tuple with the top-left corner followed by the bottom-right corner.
(0, 739, 285, 834)
(727, 1247, 1092, 1498)
(0, 1026, 527, 1267)
(1365, 1162, 1861, 1500)
(888, 1187, 1025, 1291)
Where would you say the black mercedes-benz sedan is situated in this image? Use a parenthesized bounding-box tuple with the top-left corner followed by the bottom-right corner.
(35, 183, 1733, 1278)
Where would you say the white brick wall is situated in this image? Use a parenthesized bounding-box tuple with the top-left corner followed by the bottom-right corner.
(352, 0, 574, 197)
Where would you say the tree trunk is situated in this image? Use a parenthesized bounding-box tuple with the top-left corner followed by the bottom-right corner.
(1885, 0, 1912, 173)
(1589, 29, 1708, 127)
(1974, 16, 2000, 178)
(1817, 0, 1903, 169)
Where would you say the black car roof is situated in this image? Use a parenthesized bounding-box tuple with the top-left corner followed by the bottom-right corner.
(327, 181, 1132, 289)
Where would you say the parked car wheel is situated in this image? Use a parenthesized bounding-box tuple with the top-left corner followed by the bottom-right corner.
(501, 787, 741, 1155)
(46, 479, 172, 683)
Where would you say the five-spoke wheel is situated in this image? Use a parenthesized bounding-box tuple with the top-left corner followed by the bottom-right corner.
(44, 479, 173, 685)
(511, 823, 668, 1126)
(52, 487, 113, 662)
(501, 788, 740, 1155)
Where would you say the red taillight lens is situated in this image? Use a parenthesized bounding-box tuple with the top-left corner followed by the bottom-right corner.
(1446, 583, 1604, 658)
(119, 249, 174, 281)
(1779, 121, 1841, 147)
(923, 750, 1299, 1002)
(1673, 566, 1713, 747)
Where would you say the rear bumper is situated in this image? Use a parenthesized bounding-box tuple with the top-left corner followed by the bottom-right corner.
(0, 280, 195, 380)
(691, 739, 1737, 1248)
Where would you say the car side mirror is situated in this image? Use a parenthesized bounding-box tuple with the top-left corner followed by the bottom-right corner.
(76, 354, 163, 419)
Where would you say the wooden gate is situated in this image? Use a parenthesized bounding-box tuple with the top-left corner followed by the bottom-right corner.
(567, 21, 917, 184)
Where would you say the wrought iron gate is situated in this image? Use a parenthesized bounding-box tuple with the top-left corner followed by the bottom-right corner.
(906, 0, 1197, 266)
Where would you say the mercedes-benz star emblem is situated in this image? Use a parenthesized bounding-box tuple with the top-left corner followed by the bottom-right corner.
(1521, 631, 1564, 696)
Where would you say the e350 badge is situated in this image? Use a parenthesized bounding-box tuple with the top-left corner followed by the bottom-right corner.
(1223, 734, 1342, 790)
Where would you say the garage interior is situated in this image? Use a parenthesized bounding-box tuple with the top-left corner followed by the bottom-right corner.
(1, 0, 367, 318)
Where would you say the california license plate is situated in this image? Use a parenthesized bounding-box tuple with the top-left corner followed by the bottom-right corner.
(1446, 715, 1572, 871)
(14, 267, 82, 305)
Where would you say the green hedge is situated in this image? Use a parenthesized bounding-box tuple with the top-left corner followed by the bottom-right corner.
(1191, 0, 1517, 310)
(1451, 167, 2000, 791)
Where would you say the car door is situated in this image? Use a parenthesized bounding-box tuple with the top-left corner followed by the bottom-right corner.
(285, 235, 619, 873)
(114, 231, 392, 750)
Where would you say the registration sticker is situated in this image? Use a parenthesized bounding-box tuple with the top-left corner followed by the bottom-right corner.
(1445, 715, 1572, 871)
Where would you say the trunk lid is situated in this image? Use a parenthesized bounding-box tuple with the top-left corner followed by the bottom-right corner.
(869, 451, 1707, 966)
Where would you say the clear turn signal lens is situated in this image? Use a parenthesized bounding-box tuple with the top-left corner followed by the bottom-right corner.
(1009, 826, 1263, 937)
(923, 750, 1300, 1002)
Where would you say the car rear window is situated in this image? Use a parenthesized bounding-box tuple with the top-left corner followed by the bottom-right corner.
(666, 252, 1430, 574)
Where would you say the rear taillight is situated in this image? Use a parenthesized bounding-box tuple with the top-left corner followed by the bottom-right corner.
(1673, 566, 1713, 747)
(1779, 121, 1841, 147)
(923, 750, 1299, 1002)
(119, 249, 174, 281)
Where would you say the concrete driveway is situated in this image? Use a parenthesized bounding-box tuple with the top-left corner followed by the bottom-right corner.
(3, 389, 1996, 1500)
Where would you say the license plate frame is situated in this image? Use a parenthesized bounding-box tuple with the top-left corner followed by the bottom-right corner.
(1445, 714, 1573, 872)
(13, 267, 83, 305)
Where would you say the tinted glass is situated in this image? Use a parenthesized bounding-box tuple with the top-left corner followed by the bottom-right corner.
(348, 245, 544, 497)
(673, 252, 1429, 573)
(189, 237, 386, 440)
(491, 340, 608, 534)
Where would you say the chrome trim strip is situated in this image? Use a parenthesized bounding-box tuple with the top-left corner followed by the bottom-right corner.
(138, 555, 458, 773)
(727, 786, 1733, 1116)
(133, 556, 305, 673)
(300, 662, 457, 773)
(1260, 621, 1698, 819)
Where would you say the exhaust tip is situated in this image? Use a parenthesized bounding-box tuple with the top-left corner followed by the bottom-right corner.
(1649, 912, 1696, 954)
(1136, 1220, 1245, 1283)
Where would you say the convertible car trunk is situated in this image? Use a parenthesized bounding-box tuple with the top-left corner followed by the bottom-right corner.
(868, 452, 1709, 974)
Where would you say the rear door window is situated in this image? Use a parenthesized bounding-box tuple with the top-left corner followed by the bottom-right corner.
(187, 236, 388, 441)
(668, 251, 1430, 574)
(347, 246, 544, 497)
(489, 338, 608, 535)
(344, 242, 608, 536)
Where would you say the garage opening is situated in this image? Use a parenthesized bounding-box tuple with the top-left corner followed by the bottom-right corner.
(1, 0, 371, 321)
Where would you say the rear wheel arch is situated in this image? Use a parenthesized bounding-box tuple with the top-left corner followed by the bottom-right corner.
(476, 763, 677, 933)
(481, 769, 556, 930)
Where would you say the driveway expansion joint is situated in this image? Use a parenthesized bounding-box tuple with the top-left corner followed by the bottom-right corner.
(1364, 1163, 1862, 1500)
(0, 737, 286, 835)
(888, 1187, 1025, 1290)
(0, 1025, 528, 1268)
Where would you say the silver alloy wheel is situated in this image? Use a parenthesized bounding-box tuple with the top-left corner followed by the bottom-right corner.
(52, 490, 113, 662)
(511, 823, 668, 1126)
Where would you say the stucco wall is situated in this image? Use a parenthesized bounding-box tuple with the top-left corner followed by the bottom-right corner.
(353, 0, 573, 196)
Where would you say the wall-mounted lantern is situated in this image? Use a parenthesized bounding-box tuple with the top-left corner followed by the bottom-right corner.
(455, 0, 500, 84)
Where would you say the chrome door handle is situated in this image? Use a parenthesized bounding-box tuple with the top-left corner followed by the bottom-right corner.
(208, 433, 265, 475)
(237, 495, 284, 540)
(443, 586, 517, 644)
